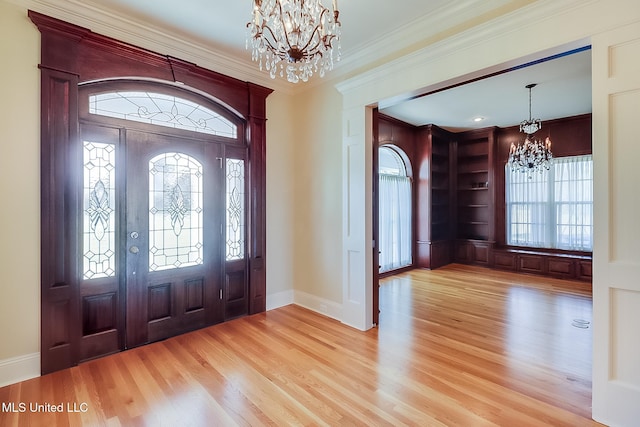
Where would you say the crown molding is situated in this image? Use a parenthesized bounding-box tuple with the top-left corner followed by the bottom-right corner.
(8, 0, 541, 96)
(335, 0, 592, 98)
(301, 0, 536, 92)
(336, 0, 525, 74)
(7, 0, 295, 94)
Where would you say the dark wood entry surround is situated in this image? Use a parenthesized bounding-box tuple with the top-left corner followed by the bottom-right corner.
(30, 11, 272, 374)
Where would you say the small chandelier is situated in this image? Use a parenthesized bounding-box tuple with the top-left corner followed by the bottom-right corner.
(247, 0, 341, 83)
(508, 83, 553, 177)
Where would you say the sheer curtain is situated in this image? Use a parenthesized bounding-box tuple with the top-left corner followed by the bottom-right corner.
(506, 154, 593, 251)
(379, 173, 412, 272)
(554, 155, 593, 250)
(506, 165, 551, 247)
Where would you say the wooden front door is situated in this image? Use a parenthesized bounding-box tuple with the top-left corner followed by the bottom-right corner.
(122, 129, 225, 348)
(72, 85, 250, 363)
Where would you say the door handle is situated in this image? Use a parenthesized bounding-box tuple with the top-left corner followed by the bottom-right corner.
(129, 245, 140, 254)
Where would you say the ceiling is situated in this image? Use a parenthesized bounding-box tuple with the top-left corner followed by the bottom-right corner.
(380, 48, 592, 132)
(29, 0, 592, 128)
(89, 0, 450, 62)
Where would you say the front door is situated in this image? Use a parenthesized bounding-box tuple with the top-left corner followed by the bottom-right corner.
(75, 85, 249, 361)
(123, 129, 224, 348)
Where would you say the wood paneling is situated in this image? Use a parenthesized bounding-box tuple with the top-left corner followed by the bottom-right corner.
(548, 257, 575, 279)
(493, 249, 592, 281)
(494, 251, 517, 270)
(184, 278, 204, 313)
(82, 293, 117, 335)
(578, 260, 593, 280)
(147, 284, 172, 322)
(519, 254, 545, 274)
(0, 265, 599, 426)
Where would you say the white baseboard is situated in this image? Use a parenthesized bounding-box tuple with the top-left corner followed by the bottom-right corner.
(266, 289, 343, 321)
(293, 291, 343, 321)
(0, 353, 40, 388)
(266, 289, 295, 311)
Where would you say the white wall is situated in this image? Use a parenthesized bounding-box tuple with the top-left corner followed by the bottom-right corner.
(0, 0, 41, 385)
(265, 91, 297, 308)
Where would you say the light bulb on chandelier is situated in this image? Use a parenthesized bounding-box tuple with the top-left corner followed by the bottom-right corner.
(246, 0, 341, 83)
(508, 83, 553, 178)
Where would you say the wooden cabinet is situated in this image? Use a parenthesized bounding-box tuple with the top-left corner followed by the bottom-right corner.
(416, 125, 453, 269)
(454, 129, 496, 265)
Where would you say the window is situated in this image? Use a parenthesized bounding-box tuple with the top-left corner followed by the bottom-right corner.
(506, 155, 593, 251)
(89, 91, 237, 138)
(379, 146, 412, 272)
(148, 152, 204, 271)
(83, 140, 116, 279)
(226, 158, 246, 261)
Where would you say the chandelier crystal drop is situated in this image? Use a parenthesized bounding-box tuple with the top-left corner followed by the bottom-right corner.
(246, 0, 341, 83)
(508, 83, 553, 178)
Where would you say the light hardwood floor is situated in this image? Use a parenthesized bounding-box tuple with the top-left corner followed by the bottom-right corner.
(0, 264, 601, 426)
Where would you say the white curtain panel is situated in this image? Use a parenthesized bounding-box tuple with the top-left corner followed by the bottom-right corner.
(554, 155, 593, 250)
(506, 155, 593, 251)
(379, 174, 412, 272)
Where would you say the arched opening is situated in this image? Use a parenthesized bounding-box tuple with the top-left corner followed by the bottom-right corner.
(378, 145, 413, 273)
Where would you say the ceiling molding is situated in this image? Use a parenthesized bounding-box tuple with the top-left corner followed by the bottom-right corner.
(9, 0, 294, 94)
(335, 0, 523, 74)
(336, 0, 589, 99)
(294, 0, 535, 93)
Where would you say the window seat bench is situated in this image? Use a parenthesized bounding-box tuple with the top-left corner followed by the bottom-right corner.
(492, 247, 592, 282)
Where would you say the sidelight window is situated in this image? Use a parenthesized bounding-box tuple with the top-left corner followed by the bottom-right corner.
(83, 141, 116, 279)
(226, 159, 245, 261)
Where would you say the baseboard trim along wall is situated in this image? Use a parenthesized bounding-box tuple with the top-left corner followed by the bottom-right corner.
(266, 290, 295, 311)
(266, 290, 343, 322)
(293, 291, 343, 321)
(0, 352, 40, 388)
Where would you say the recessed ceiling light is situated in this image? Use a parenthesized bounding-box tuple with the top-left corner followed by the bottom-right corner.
(473, 117, 484, 122)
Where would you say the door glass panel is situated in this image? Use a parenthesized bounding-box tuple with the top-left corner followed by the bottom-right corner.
(226, 159, 245, 261)
(83, 141, 116, 279)
(89, 92, 237, 138)
(149, 152, 204, 271)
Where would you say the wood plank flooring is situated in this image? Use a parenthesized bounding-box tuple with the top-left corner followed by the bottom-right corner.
(0, 264, 601, 426)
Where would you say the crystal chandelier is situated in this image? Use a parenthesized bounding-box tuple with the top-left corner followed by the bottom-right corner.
(246, 0, 341, 83)
(508, 83, 553, 177)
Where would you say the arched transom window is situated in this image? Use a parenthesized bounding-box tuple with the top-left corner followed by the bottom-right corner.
(89, 91, 237, 138)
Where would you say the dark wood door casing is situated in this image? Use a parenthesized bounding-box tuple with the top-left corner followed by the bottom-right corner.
(30, 11, 272, 374)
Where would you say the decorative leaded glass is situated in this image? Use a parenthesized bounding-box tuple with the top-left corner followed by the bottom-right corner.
(149, 153, 204, 271)
(83, 141, 116, 279)
(226, 159, 245, 261)
(89, 92, 237, 138)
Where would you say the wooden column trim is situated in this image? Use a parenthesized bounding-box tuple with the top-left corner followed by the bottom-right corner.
(246, 83, 272, 315)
